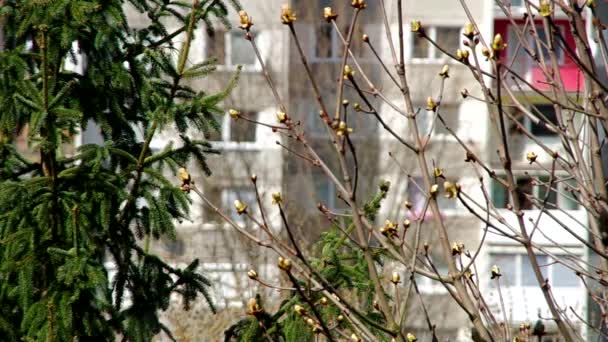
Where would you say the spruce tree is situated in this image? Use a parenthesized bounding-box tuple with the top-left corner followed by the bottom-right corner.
(0, 0, 240, 340)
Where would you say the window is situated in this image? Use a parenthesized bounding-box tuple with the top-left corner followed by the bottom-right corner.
(229, 112, 257, 142)
(206, 30, 257, 67)
(530, 104, 558, 137)
(541, 336, 567, 342)
(407, 177, 428, 218)
(415, 112, 432, 136)
(416, 252, 450, 290)
(490, 175, 578, 210)
(521, 254, 549, 286)
(507, 25, 565, 77)
(315, 23, 339, 60)
(312, 22, 374, 62)
(222, 188, 257, 224)
(416, 105, 460, 138)
(303, 101, 329, 136)
(516, 177, 535, 209)
(314, 177, 344, 211)
(551, 261, 580, 287)
(489, 253, 580, 288)
(496, 0, 523, 7)
(303, 101, 377, 137)
(161, 237, 185, 256)
(209, 111, 258, 145)
(203, 187, 257, 225)
(490, 253, 517, 287)
(532, 26, 562, 63)
(407, 176, 459, 219)
(411, 26, 460, 61)
(508, 105, 559, 139)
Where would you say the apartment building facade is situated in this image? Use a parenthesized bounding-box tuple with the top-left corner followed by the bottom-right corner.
(119, 0, 592, 340)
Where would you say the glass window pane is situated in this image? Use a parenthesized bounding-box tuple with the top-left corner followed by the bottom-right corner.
(490, 253, 516, 287)
(223, 188, 257, 223)
(348, 110, 377, 135)
(161, 236, 184, 256)
(521, 255, 548, 286)
(434, 105, 459, 136)
(507, 26, 530, 77)
(532, 26, 562, 63)
(230, 111, 257, 142)
(531, 104, 558, 137)
(203, 186, 223, 222)
(537, 176, 558, 208)
(434, 27, 460, 59)
(412, 32, 429, 58)
(207, 30, 226, 64)
(315, 24, 333, 58)
(507, 107, 527, 136)
(437, 178, 458, 211)
(560, 179, 579, 210)
(517, 177, 534, 209)
(491, 178, 509, 208)
(552, 261, 579, 287)
(314, 177, 336, 210)
(425, 252, 450, 286)
(230, 31, 255, 65)
(305, 102, 327, 134)
(407, 177, 427, 214)
(416, 111, 431, 135)
(207, 116, 224, 141)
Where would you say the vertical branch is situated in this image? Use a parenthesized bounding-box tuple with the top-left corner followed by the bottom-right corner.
(390, 1, 493, 339)
(119, 0, 203, 230)
(334, 9, 361, 121)
(38, 27, 60, 243)
(494, 277, 510, 341)
(244, 28, 286, 113)
(566, 1, 608, 257)
(286, 22, 331, 120)
(278, 204, 335, 341)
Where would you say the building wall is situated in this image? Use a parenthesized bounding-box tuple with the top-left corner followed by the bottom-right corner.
(121, 1, 591, 340)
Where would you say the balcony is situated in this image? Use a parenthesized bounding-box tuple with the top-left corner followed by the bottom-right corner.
(494, 18, 582, 93)
(482, 208, 587, 324)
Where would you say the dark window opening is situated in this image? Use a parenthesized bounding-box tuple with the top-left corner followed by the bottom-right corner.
(230, 111, 257, 142)
(531, 104, 558, 137)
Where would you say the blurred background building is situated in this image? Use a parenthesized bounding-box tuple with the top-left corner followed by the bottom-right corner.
(8, 0, 592, 340)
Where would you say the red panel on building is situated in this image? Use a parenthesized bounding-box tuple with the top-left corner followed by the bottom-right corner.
(494, 18, 582, 92)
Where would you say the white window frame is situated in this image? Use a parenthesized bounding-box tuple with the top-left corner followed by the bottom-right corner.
(410, 25, 463, 64)
(494, 1, 568, 19)
(205, 29, 261, 72)
(414, 104, 460, 142)
(310, 23, 383, 63)
(202, 262, 250, 308)
(314, 177, 340, 211)
(407, 176, 462, 218)
(487, 251, 582, 289)
(304, 103, 329, 138)
(304, 103, 378, 139)
(507, 24, 565, 74)
(160, 235, 185, 256)
(491, 172, 580, 211)
(311, 24, 342, 63)
(221, 188, 257, 225)
(514, 104, 561, 143)
(210, 111, 261, 150)
(415, 254, 450, 293)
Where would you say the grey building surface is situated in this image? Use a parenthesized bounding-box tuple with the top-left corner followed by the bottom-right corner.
(120, 1, 592, 340)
